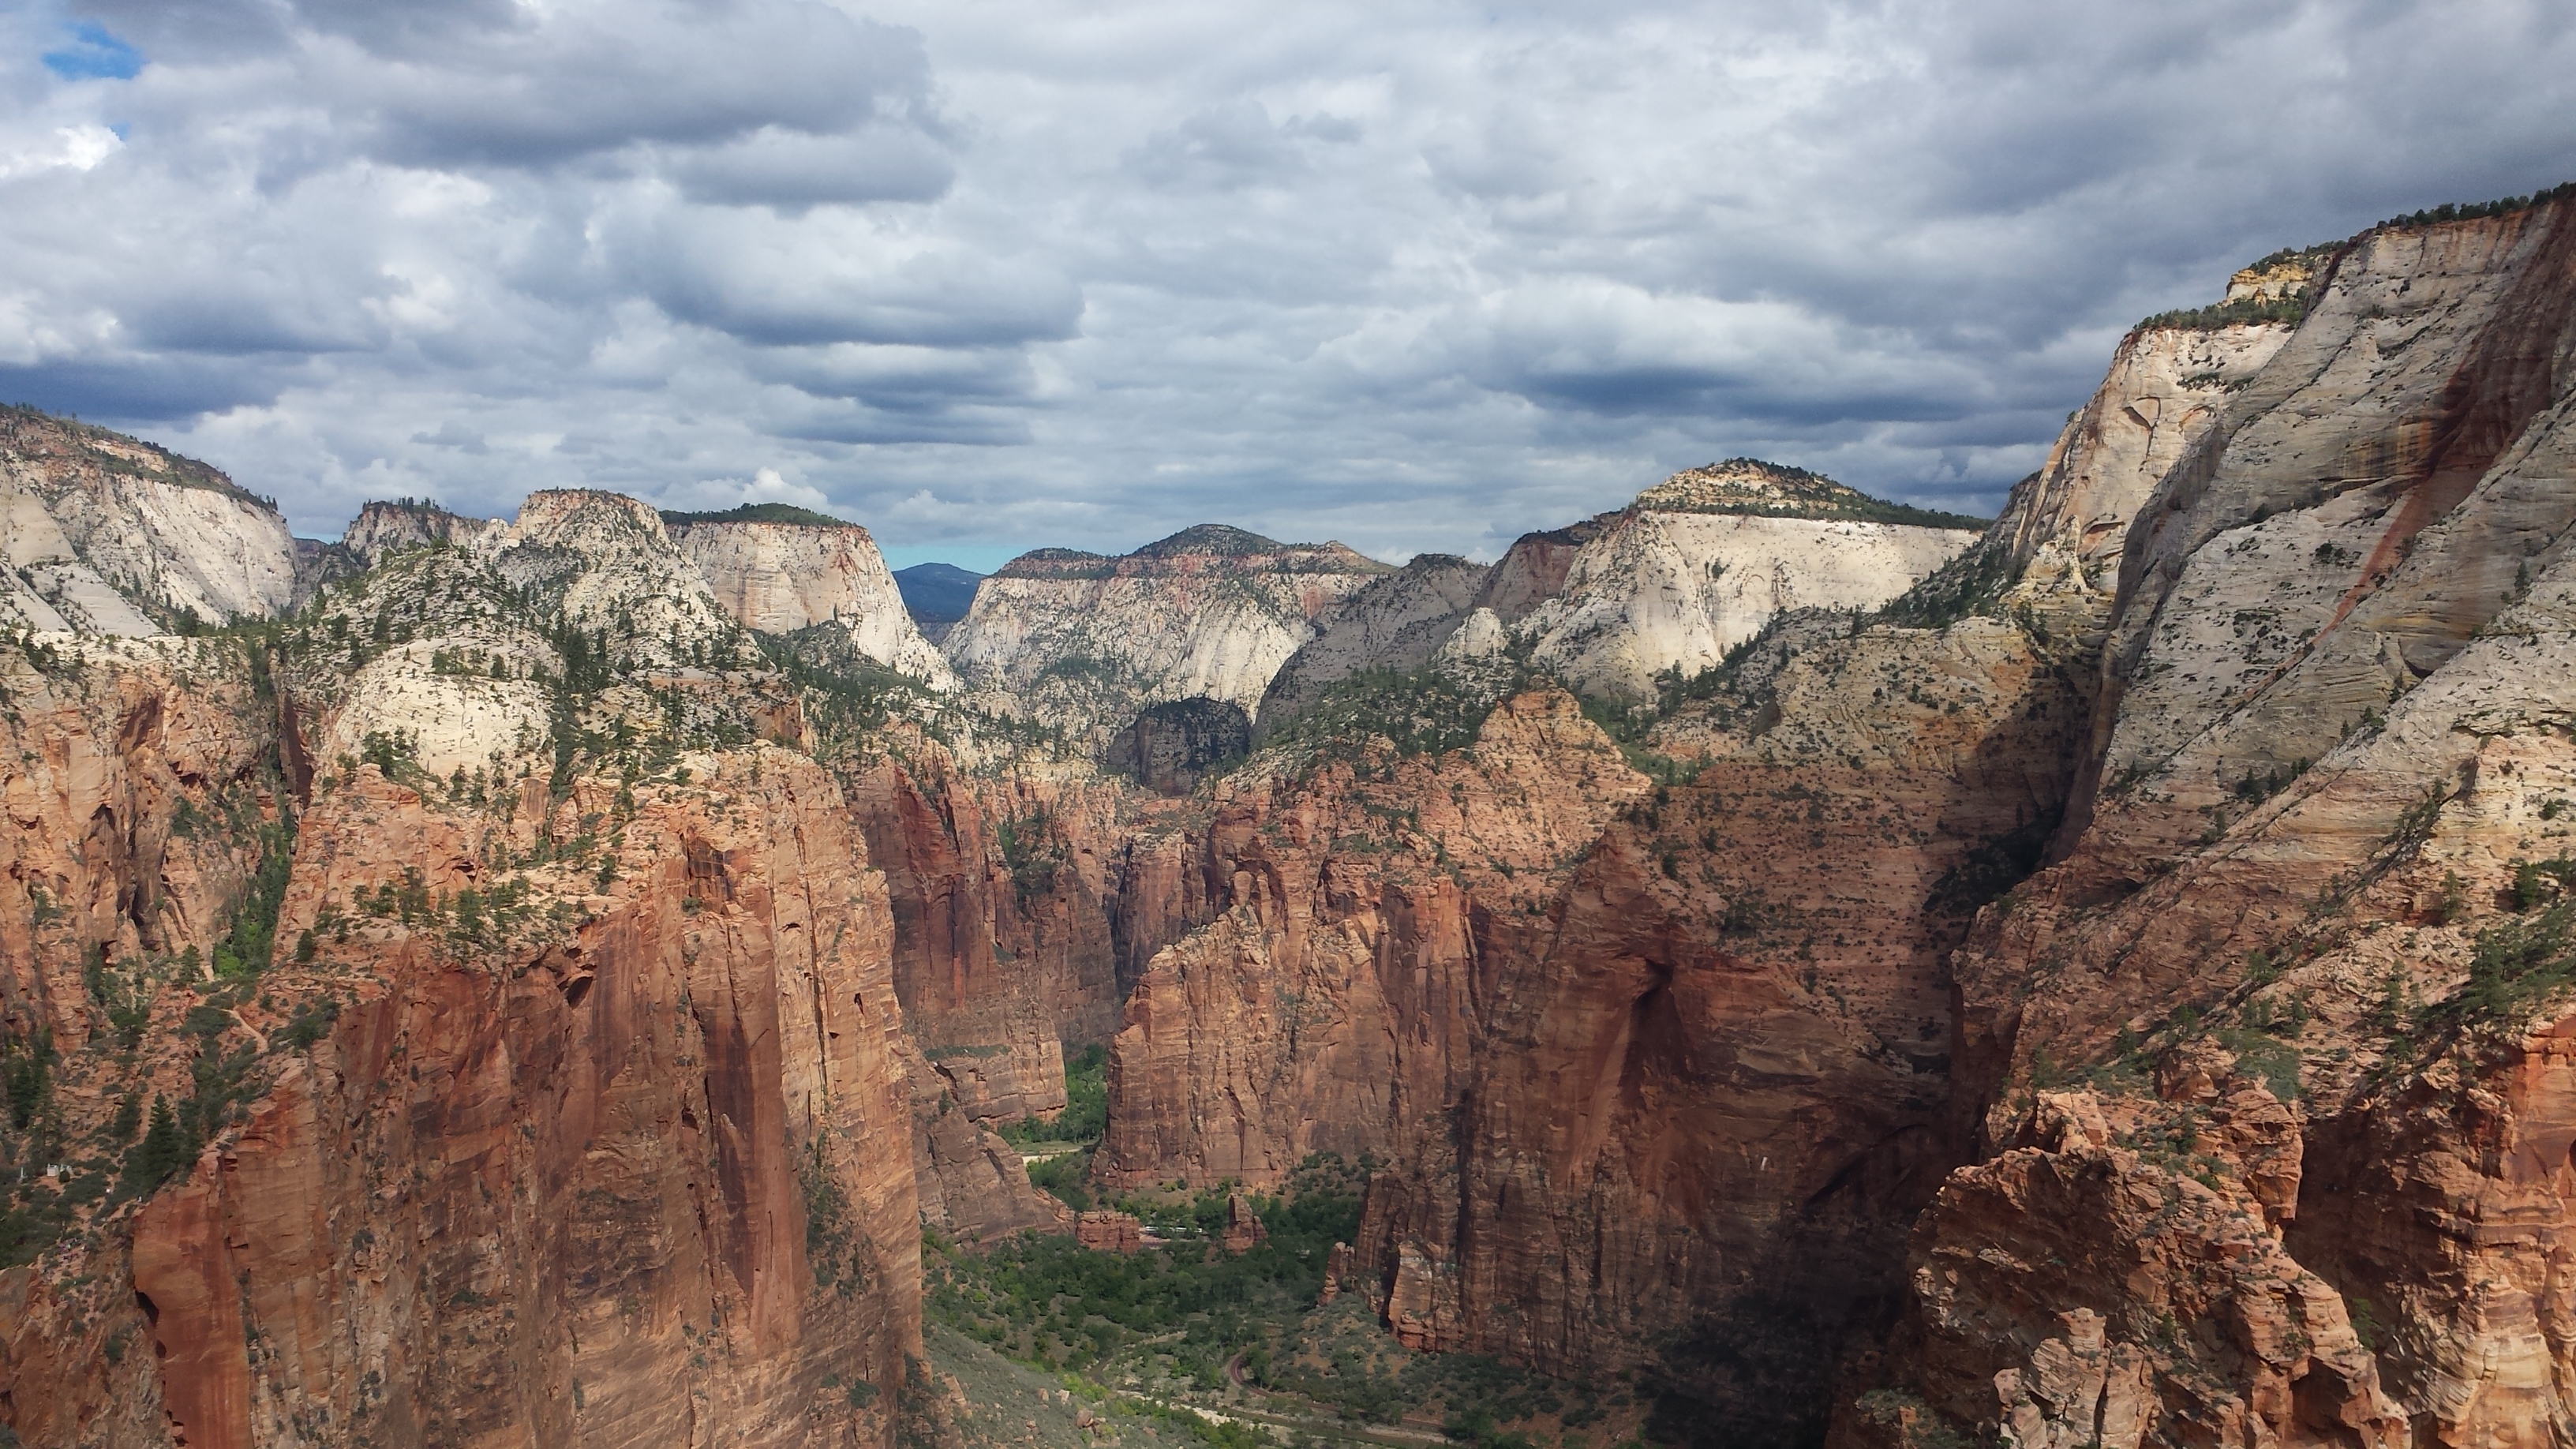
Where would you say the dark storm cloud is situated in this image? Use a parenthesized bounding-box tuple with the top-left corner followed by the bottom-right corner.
(2, 0, 2571, 558)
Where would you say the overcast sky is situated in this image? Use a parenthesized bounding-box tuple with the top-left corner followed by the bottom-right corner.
(3, 0, 2570, 568)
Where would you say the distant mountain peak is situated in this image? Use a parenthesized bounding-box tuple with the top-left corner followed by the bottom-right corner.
(657, 502, 859, 530)
(1133, 523, 1287, 557)
(1636, 459, 1988, 530)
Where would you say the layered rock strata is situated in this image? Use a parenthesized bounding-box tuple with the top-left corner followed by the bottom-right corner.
(668, 516, 955, 686)
(941, 524, 1391, 744)
(1520, 467, 1983, 697)
(0, 408, 300, 631)
(1857, 195, 2576, 1449)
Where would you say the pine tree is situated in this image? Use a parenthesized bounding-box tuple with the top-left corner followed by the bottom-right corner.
(119, 1095, 191, 1200)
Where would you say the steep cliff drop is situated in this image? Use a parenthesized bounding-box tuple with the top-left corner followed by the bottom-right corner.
(9, 185, 2576, 1449)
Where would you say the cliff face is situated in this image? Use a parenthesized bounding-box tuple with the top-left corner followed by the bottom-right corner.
(843, 738, 1123, 1123)
(941, 524, 1391, 744)
(1254, 555, 1490, 736)
(1521, 484, 1980, 697)
(668, 519, 956, 686)
(338, 499, 511, 568)
(1998, 322, 2293, 588)
(1097, 690, 1648, 1191)
(1864, 197, 2576, 1449)
(1354, 613, 2085, 1425)
(125, 753, 916, 1449)
(0, 526, 926, 1447)
(0, 409, 301, 632)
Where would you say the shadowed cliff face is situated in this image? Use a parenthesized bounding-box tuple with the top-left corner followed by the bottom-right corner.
(2, 737, 922, 1449)
(1857, 197, 2576, 1449)
(13, 197, 2576, 1449)
(1097, 606, 2087, 1428)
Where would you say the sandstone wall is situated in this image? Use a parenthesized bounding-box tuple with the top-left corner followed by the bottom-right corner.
(669, 520, 955, 686)
(1522, 511, 1977, 696)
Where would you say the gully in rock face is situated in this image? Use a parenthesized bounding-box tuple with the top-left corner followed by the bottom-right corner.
(7, 189, 2576, 1449)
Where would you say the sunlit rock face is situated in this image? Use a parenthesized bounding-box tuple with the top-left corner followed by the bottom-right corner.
(668, 514, 956, 686)
(0, 406, 300, 633)
(940, 524, 1392, 747)
(1518, 462, 1983, 697)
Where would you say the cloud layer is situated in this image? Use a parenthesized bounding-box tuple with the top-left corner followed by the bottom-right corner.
(5, 0, 2572, 566)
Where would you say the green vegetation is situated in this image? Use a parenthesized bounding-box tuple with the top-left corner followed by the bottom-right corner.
(2377, 181, 2575, 231)
(1641, 458, 1990, 530)
(996, 808, 1069, 899)
(1268, 665, 1513, 764)
(0, 402, 279, 510)
(929, 1149, 1627, 1444)
(1004, 1045, 1108, 1147)
(927, 1155, 1364, 1380)
(657, 502, 858, 529)
(2140, 242, 2340, 332)
(2140, 291, 2317, 331)
(1926, 809, 2061, 917)
(803, 1136, 873, 1297)
(1578, 693, 1702, 786)
(212, 817, 296, 979)
(1878, 537, 2020, 630)
(2420, 893, 2576, 1036)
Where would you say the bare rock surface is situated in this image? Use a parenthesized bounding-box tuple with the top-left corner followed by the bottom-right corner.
(941, 524, 1391, 746)
(668, 515, 955, 685)
(0, 408, 299, 631)
(1520, 467, 1981, 696)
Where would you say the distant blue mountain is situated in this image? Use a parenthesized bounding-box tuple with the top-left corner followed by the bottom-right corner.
(893, 562, 985, 626)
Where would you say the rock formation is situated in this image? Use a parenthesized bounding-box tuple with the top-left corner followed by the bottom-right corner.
(1253, 554, 1491, 736)
(11, 185, 2576, 1449)
(666, 507, 956, 686)
(1105, 698, 1251, 796)
(1519, 462, 1983, 697)
(0, 406, 301, 632)
(940, 524, 1391, 745)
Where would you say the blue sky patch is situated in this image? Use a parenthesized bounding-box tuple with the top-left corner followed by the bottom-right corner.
(43, 22, 142, 81)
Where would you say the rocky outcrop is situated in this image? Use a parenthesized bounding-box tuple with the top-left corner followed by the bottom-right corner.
(1475, 516, 1615, 623)
(1346, 610, 2086, 1430)
(1097, 688, 1651, 1191)
(668, 515, 955, 686)
(1220, 1194, 1267, 1253)
(1860, 195, 2576, 1449)
(1106, 698, 1251, 796)
(338, 499, 511, 568)
(1520, 467, 1982, 697)
(912, 1067, 1073, 1246)
(1900, 1091, 2402, 1449)
(191, 753, 908, 1449)
(941, 524, 1391, 746)
(1998, 324, 2293, 589)
(0, 407, 300, 631)
(842, 737, 1124, 1124)
(1254, 555, 1491, 736)
(1076, 1211, 1145, 1254)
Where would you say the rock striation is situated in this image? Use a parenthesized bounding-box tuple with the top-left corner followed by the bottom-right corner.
(666, 509, 956, 686)
(0, 407, 301, 632)
(941, 524, 1391, 746)
(1519, 464, 1983, 697)
(1851, 193, 2576, 1449)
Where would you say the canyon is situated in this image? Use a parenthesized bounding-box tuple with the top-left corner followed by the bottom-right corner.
(4, 188, 2576, 1449)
